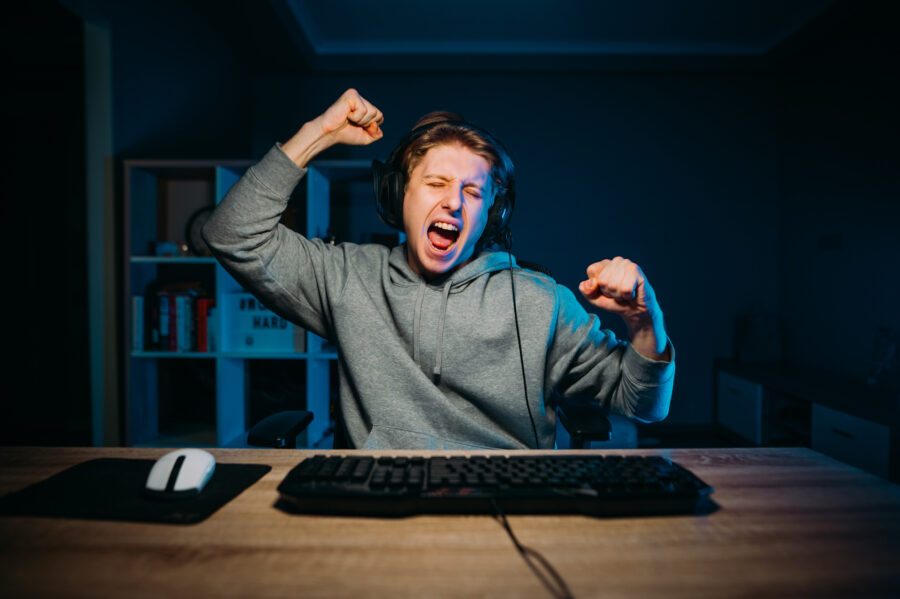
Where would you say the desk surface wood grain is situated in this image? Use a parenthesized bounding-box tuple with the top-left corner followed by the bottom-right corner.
(1, 446, 899, 599)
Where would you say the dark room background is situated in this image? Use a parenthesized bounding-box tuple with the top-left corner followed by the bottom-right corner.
(4, 0, 897, 446)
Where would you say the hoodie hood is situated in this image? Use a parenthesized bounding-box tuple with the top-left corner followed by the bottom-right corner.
(388, 243, 516, 287)
(388, 244, 518, 381)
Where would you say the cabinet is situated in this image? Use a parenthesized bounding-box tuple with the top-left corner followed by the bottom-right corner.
(811, 404, 890, 479)
(715, 359, 899, 481)
(716, 371, 764, 444)
(716, 371, 812, 447)
(123, 158, 375, 448)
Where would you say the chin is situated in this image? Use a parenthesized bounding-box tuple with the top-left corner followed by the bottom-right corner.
(415, 242, 472, 278)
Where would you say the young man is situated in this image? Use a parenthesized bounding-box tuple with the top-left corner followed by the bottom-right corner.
(203, 88, 674, 450)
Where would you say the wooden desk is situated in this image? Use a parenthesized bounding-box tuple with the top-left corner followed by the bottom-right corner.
(2, 447, 899, 598)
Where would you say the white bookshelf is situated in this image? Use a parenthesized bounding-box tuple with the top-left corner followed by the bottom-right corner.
(123, 158, 372, 447)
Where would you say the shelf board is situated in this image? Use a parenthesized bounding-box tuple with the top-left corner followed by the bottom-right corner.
(132, 351, 338, 360)
(131, 256, 217, 264)
(308, 159, 372, 181)
(221, 351, 338, 360)
(132, 351, 216, 359)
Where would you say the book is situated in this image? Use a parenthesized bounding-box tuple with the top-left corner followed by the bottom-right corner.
(150, 302, 159, 350)
(157, 292, 171, 351)
(175, 295, 191, 352)
(155, 284, 202, 352)
(196, 298, 214, 353)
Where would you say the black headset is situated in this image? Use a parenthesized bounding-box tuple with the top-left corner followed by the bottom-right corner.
(371, 119, 516, 249)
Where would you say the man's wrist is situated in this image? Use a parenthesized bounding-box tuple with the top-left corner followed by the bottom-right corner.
(626, 313, 669, 361)
(282, 119, 334, 169)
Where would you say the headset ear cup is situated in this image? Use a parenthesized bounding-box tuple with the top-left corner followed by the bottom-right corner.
(495, 196, 510, 234)
(372, 160, 388, 223)
(372, 161, 404, 230)
(384, 171, 405, 230)
(478, 193, 509, 248)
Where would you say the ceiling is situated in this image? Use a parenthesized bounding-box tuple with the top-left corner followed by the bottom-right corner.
(267, 0, 839, 72)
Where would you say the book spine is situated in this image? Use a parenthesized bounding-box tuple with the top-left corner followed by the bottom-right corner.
(151, 302, 159, 350)
(190, 295, 197, 351)
(196, 298, 210, 353)
(168, 294, 177, 352)
(157, 293, 170, 351)
(176, 295, 189, 352)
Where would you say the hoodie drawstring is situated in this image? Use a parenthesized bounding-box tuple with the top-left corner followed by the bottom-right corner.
(432, 280, 453, 382)
(412, 281, 426, 365)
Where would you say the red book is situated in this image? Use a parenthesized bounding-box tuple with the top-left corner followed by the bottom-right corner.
(196, 297, 213, 352)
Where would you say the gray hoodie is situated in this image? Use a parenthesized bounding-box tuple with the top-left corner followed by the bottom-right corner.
(202, 145, 675, 450)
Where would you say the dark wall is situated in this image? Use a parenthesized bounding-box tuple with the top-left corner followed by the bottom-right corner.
(253, 72, 780, 425)
(17, 0, 258, 446)
(4, 1, 89, 445)
(107, 0, 253, 159)
(61, 0, 254, 159)
(776, 0, 899, 385)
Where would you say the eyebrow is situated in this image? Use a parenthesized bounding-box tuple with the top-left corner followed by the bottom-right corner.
(422, 173, 487, 187)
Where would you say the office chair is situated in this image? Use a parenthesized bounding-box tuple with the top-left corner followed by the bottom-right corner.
(246, 397, 626, 450)
(246, 260, 638, 450)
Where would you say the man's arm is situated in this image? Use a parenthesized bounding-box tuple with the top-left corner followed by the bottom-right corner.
(200, 89, 385, 336)
(282, 88, 383, 168)
(547, 281, 674, 424)
(558, 257, 674, 423)
(578, 257, 671, 362)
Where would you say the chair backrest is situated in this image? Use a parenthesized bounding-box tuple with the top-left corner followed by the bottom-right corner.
(331, 409, 349, 449)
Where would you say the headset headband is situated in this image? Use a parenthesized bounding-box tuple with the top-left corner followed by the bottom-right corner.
(372, 118, 515, 249)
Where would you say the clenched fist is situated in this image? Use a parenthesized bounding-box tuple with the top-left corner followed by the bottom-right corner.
(579, 257, 670, 361)
(283, 88, 384, 168)
(314, 88, 384, 146)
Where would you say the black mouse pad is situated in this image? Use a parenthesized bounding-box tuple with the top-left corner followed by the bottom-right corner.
(0, 458, 271, 525)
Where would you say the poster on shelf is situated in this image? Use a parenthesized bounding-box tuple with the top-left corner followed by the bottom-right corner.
(223, 292, 306, 353)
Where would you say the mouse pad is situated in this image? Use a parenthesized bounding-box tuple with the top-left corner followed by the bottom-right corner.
(0, 458, 271, 525)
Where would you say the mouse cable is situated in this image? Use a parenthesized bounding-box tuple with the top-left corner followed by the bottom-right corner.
(490, 497, 575, 599)
(503, 233, 540, 449)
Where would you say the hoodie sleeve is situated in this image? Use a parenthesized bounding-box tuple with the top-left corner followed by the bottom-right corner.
(546, 284, 675, 423)
(201, 144, 349, 340)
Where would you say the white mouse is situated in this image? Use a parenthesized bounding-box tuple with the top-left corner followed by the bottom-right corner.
(145, 448, 216, 499)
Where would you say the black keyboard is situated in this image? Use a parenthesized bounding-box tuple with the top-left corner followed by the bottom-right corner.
(277, 454, 714, 517)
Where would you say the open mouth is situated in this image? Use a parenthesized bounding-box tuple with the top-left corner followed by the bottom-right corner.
(427, 221, 460, 252)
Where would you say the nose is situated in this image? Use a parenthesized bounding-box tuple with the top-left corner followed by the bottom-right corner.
(440, 184, 464, 213)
